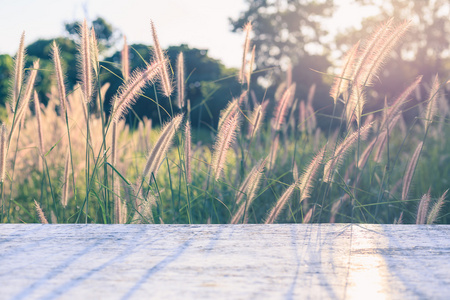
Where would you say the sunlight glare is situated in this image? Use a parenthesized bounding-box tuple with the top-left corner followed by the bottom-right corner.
(345, 226, 397, 300)
(324, 1, 380, 34)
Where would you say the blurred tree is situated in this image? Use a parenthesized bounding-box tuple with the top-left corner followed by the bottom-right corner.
(0, 55, 13, 119)
(231, 0, 333, 71)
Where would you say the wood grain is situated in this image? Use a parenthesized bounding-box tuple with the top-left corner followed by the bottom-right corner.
(1, 224, 449, 299)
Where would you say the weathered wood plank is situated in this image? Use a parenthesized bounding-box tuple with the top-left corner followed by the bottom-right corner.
(0, 224, 449, 299)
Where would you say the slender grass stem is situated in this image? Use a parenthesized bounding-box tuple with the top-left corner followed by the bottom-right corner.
(43, 157, 58, 223)
(84, 103, 91, 223)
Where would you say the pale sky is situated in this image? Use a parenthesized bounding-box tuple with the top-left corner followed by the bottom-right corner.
(0, 0, 377, 68)
(0, 0, 248, 67)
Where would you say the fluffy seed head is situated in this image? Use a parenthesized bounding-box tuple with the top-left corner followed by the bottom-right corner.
(122, 36, 130, 82)
(424, 74, 440, 131)
(90, 27, 100, 76)
(19, 60, 39, 114)
(351, 18, 394, 85)
(218, 98, 239, 131)
(330, 41, 360, 104)
(51, 41, 67, 119)
(211, 111, 240, 181)
(323, 122, 373, 183)
(34, 200, 48, 224)
(357, 20, 411, 87)
(402, 141, 423, 201)
(10, 60, 39, 141)
(142, 114, 184, 179)
(272, 84, 296, 131)
(265, 182, 296, 224)
(298, 146, 325, 202)
(239, 21, 252, 84)
(346, 82, 366, 127)
(416, 189, 431, 225)
(235, 158, 266, 206)
(427, 189, 448, 225)
(382, 75, 422, 128)
(231, 158, 266, 224)
(245, 45, 256, 85)
(248, 103, 264, 138)
(342, 19, 410, 127)
(150, 20, 173, 97)
(111, 60, 163, 122)
(12, 31, 26, 112)
(176, 52, 185, 108)
(78, 19, 93, 103)
(268, 134, 280, 171)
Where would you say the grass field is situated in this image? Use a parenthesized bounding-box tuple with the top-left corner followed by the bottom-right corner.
(1, 18, 449, 224)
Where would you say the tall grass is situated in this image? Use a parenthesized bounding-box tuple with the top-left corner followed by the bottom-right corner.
(1, 18, 449, 225)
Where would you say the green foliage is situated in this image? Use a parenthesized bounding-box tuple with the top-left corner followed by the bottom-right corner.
(231, 0, 333, 69)
(0, 54, 13, 111)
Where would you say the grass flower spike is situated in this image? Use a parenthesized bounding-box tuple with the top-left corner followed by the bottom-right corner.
(34, 200, 48, 224)
(177, 52, 185, 108)
(150, 20, 173, 97)
(122, 36, 130, 82)
(111, 60, 163, 122)
(239, 21, 252, 84)
(51, 41, 67, 119)
(330, 41, 359, 104)
(142, 114, 184, 179)
(211, 111, 240, 181)
(298, 146, 325, 202)
(324, 122, 372, 183)
(78, 19, 93, 103)
(231, 158, 266, 224)
(265, 183, 296, 224)
(12, 32, 26, 112)
(402, 142, 423, 201)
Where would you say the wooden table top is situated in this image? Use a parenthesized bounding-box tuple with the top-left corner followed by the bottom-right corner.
(1, 224, 449, 299)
